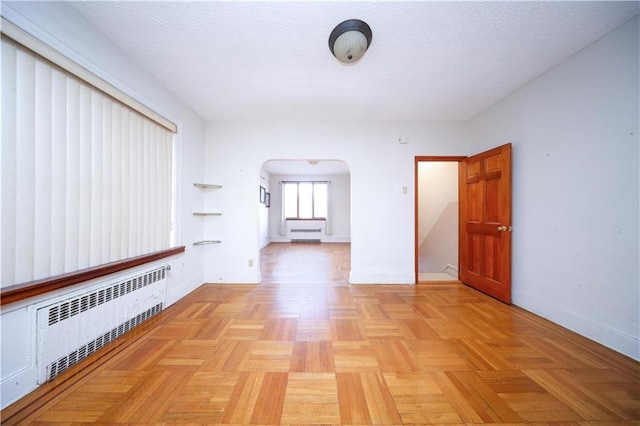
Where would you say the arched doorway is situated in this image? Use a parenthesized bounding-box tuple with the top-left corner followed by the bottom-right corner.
(259, 160, 351, 284)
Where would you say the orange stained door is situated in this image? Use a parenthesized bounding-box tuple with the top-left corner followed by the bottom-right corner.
(459, 143, 512, 304)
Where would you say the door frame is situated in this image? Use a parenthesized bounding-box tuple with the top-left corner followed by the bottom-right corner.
(414, 156, 466, 283)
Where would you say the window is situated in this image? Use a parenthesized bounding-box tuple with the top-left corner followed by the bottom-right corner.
(283, 182, 328, 219)
(1, 26, 176, 287)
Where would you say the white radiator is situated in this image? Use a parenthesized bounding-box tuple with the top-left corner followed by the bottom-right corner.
(35, 265, 167, 383)
(289, 228, 322, 242)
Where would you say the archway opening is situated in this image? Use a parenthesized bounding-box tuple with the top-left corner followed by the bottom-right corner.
(259, 159, 351, 284)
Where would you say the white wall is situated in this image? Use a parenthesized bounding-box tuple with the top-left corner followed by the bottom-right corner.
(418, 163, 459, 242)
(418, 162, 459, 273)
(467, 17, 639, 359)
(1, 2, 207, 408)
(204, 121, 468, 284)
(268, 173, 351, 243)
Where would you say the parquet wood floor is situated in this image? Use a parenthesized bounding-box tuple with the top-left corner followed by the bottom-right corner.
(3, 242, 639, 424)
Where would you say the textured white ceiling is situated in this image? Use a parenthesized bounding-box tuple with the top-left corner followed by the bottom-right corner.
(67, 1, 639, 122)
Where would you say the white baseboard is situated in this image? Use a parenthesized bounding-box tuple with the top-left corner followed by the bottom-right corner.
(269, 237, 289, 243)
(321, 237, 351, 243)
(349, 270, 415, 284)
(205, 271, 261, 284)
(1, 366, 38, 410)
(268, 237, 351, 243)
(514, 292, 639, 361)
(165, 275, 204, 307)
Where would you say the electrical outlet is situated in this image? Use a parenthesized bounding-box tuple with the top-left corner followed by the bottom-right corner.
(248, 259, 254, 267)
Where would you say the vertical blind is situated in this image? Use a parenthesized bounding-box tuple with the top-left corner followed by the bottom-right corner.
(1, 35, 174, 287)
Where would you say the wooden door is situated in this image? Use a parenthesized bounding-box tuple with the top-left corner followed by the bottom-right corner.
(459, 143, 512, 303)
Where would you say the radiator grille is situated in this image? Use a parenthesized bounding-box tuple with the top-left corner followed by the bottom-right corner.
(289, 227, 322, 243)
(47, 267, 165, 326)
(37, 266, 167, 384)
(46, 303, 162, 381)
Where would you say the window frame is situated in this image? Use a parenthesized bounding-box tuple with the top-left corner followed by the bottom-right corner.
(283, 181, 328, 220)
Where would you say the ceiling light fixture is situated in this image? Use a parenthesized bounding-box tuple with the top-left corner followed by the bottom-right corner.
(328, 19, 372, 64)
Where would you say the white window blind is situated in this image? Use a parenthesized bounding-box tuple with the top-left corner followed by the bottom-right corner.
(1, 34, 174, 287)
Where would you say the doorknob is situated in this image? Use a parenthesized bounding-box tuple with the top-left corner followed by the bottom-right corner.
(497, 225, 507, 231)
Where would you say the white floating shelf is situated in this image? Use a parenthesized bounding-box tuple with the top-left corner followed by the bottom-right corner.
(194, 183, 222, 189)
(193, 240, 222, 246)
(193, 212, 222, 216)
